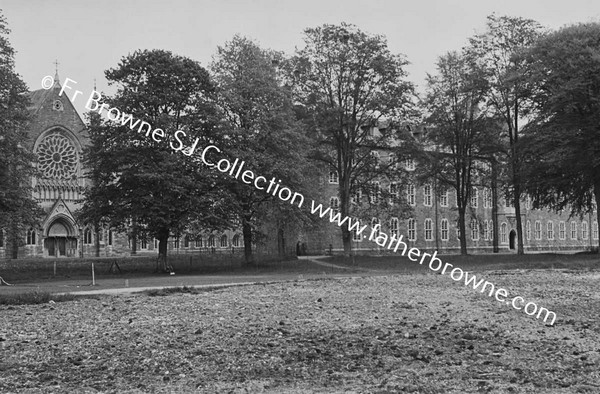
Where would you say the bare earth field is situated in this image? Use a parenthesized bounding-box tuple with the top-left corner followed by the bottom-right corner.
(1, 265, 600, 393)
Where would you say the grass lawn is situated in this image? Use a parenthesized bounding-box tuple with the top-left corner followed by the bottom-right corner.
(328, 251, 600, 273)
(0, 257, 356, 296)
(0, 253, 599, 393)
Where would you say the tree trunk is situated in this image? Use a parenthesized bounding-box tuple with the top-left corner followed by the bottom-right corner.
(512, 100, 525, 255)
(339, 175, 352, 256)
(341, 228, 352, 256)
(458, 206, 468, 255)
(156, 227, 171, 273)
(94, 226, 101, 257)
(513, 184, 525, 255)
(491, 159, 499, 253)
(594, 180, 600, 253)
(10, 236, 18, 259)
(242, 214, 254, 265)
(277, 228, 285, 258)
(434, 179, 440, 251)
(130, 225, 137, 255)
(10, 218, 18, 259)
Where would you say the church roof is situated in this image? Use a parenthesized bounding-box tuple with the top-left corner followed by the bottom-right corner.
(25, 74, 88, 146)
(28, 87, 55, 114)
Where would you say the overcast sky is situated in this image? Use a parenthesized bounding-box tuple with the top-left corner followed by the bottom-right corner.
(3, 0, 600, 116)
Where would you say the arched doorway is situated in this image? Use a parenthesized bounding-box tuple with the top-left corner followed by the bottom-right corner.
(509, 230, 517, 250)
(44, 218, 78, 257)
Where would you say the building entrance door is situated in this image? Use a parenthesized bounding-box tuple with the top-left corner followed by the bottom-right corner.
(58, 238, 66, 256)
(45, 238, 55, 256)
(509, 230, 517, 250)
(45, 219, 77, 257)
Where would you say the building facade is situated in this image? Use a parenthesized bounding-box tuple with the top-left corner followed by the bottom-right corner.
(302, 124, 598, 255)
(1, 78, 596, 259)
(0, 75, 292, 260)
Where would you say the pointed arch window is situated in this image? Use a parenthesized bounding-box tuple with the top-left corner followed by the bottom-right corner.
(26, 228, 37, 245)
(83, 228, 92, 245)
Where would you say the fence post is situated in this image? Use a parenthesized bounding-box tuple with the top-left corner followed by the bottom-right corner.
(53, 260, 57, 277)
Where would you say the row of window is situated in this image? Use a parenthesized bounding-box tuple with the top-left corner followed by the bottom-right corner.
(350, 218, 599, 244)
(36, 187, 81, 202)
(328, 158, 416, 184)
(21, 228, 115, 246)
(10, 219, 599, 250)
(138, 234, 242, 250)
(15, 228, 243, 249)
(82, 228, 113, 246)
(525, 220, 598, 241)
(332, 185, 502, 208)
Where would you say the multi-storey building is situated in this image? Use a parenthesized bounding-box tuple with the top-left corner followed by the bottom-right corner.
(1, 77, 596, 259)
(302, 123, 598, 254)
(0, 75, 256, 259)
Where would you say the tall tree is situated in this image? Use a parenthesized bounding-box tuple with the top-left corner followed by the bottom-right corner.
(210, 35, 314, 264)
(519, 22, 600, 250)
(418, 51, 498, 254)
(0, 10, 42, 259)
(467, 14, 544, 255)
(81, 49, 228, 271)
(78, 111, 108, 258)
(288, 23, 415, 254)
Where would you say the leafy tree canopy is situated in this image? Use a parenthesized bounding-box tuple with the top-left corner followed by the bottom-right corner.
(288, 23, 416, 254)
(210, 35, 315, 263)
(520, 23, 600, 226)
(81, 49, 230, 265)
(0, 10, 43, 258)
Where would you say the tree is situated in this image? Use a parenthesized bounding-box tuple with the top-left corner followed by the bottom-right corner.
(77, 111, 108, 258)
(288, 23, 415, 254)
(80, 49, 228, 271)
(210, 35, 314, 264)
(418, 51, 498, 254)
(0, 10, 42, 259)
(519, 22, 600, 250)
(467, 14, 544, 255)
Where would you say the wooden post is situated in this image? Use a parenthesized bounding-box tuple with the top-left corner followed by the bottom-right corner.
(53, 260, 56, 277)
(91, 261, 96, 286)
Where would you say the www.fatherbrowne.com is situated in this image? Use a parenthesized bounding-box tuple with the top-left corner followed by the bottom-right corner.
(310, 201, 557, 326)
(52, 76, 557, 326)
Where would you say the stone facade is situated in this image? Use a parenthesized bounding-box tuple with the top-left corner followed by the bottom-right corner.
(302, 126, 598, 255)
(0, 75, 295, 260)
(1, 79, 596, 259)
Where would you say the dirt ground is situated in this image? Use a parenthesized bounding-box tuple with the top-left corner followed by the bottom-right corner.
(1, 267, 599, 393)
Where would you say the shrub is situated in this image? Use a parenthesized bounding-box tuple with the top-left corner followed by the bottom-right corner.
(0, 291, 95, 305)
(144, 285, 224, 297)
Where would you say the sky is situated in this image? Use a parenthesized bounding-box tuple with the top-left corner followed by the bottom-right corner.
(3, 0, 600, 116)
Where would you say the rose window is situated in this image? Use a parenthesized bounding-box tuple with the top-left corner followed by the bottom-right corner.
(37, 134, 78, 179)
